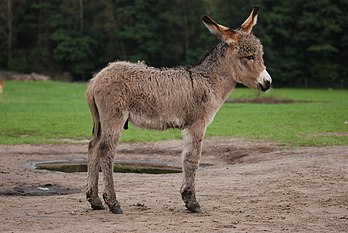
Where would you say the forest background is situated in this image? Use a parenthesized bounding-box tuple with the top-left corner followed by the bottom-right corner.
(0, 0, 347, 88)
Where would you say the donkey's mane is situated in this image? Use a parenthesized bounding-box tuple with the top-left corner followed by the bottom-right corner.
(191, 42, 228, 71)
(144, 42, 229, 73)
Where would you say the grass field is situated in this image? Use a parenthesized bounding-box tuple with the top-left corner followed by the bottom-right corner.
(0, 81, 347, 146)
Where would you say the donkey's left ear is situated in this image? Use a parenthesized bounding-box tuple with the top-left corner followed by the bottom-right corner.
(202, 16, 237, 45)
(239, 6, 259, 34)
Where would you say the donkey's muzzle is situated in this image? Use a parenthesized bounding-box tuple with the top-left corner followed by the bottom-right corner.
(259, 80, 271, 92)
(258, 69, 272, 92)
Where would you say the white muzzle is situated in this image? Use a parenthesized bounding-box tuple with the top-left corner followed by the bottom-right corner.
(258, 69, 272, 92)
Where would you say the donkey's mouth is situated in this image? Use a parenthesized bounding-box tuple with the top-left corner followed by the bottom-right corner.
(258, 80, 271, 92)
(257, 69, 272, 92)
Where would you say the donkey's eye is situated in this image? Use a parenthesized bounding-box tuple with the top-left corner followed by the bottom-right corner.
(245, 55, 255, 60)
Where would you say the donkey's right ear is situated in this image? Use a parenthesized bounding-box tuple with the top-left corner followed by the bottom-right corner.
(202, 16, 237, 45)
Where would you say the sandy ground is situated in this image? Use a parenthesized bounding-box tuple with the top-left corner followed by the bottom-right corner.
(0, 138, 347, 233)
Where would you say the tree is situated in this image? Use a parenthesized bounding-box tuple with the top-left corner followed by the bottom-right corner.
(261, 0, 348, 87)
(0, 0, 346, 87)
(0, 0, 14, 68)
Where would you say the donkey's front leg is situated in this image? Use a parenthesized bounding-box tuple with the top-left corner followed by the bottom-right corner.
(180, 125, 206, 213)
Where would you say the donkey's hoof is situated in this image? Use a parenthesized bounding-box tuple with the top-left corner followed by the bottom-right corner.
(91, 203, 105, 210)
(189, 206, 202, 213)
(109, 206, 123, 214)
(88, 198, 105, 210)
(186, 203, 202, 213)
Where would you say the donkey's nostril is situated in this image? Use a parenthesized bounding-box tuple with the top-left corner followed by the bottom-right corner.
(258, 81, 271, 92)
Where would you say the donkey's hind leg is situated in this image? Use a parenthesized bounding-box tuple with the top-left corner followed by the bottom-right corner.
(86, 137, 104, 210)
(98, 118, 125, 214)
(180, 124, 206, 213)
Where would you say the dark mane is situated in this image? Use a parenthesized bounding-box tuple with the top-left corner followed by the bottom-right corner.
(191, 42, 229, 69)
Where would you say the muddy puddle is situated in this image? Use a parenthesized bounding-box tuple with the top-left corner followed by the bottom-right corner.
(0, 183, 79, 196)
(35, 160, 182, 174)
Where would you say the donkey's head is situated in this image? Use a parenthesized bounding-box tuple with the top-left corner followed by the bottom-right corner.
(202, 6, 272, 92)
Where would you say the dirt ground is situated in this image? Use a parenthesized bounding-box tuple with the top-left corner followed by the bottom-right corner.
(0, 138, 347, 233)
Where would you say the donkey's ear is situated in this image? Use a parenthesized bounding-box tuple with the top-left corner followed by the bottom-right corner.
(239, 6, 259, 34)
(202, 16, 237, 45)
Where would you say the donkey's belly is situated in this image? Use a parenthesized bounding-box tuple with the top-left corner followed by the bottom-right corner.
(129, 112, 185, 130)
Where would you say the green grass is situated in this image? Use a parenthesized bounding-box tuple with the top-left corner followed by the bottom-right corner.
(0, 81, 347, 146)
(0, 81, 91, 144)
(209, 89, 348, 146)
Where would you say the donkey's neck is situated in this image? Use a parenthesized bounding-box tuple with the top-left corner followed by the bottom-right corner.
(190, 42, 236, 102)
(191, 42, 228, 73)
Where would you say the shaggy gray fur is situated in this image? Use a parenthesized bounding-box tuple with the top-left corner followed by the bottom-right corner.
(85, 6, 271, 214)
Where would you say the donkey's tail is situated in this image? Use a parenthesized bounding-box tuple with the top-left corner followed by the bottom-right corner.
(86, 89, 100, 140)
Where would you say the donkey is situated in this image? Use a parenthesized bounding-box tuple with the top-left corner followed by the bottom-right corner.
(86, 6, 271, 214)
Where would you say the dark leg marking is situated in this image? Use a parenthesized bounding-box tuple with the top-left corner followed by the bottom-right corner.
(181, 189, 202, 213)
(86, 189, 105, 210)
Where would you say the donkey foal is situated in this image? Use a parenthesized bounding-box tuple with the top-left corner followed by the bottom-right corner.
(86, 6, 272, 214)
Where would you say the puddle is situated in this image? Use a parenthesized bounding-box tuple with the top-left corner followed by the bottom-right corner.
(0, 184, 78, 196)
(35, 160, 182, 174)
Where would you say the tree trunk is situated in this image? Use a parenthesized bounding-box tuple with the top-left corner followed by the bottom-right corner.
(7, 0, 13, 61)
(79, 0, 84, 33)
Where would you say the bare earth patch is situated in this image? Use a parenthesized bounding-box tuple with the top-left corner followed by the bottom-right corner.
(0, 139, 347, 233)
(226, 96, 312, 104)
(316, 132, 348, 137)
